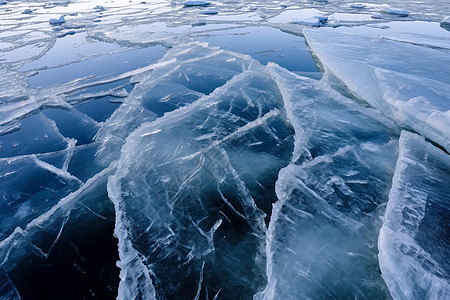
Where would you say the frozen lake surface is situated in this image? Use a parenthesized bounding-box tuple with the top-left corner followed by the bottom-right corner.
(0, 0, 449, 299)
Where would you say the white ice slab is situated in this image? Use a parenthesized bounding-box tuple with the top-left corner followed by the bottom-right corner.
(304, 22, 450, 151)
(268, 9, 327, 24)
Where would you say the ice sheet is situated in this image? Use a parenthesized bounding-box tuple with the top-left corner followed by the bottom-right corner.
(108, 44, 295, 299)
(0, 155, 80, 242)
(379, 131, 450, 300)
(304, 22, 450, 151)
(194, 26, 318, 73)
(1, 0, 449, 298)
(255, 64, 399, 300)
(0, 113, 69, 158)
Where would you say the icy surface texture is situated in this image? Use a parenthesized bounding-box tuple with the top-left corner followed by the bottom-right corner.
(303, 22, 450, 151)
(95, 42, 255, 166)
(255, 64, 399, 300)
(0, 154, 81, 242)
(108, 44, 294, 299)
(379, 131, 450, 300)
(1, 0, 449, 298)
(0, 164, 119, 299)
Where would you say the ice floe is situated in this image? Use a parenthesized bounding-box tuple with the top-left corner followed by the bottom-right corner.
(304, 22, 450, 151)
(351, 3, 366, 9)
(200, 9, 218, 15)
(380, 5, 409, 17)
(268, 8, 328, 25)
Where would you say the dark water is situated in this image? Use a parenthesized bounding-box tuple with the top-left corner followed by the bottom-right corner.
(198, 26, 319, 74)
(8, 187, 119, 300)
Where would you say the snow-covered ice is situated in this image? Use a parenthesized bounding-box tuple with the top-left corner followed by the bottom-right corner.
(380, 6, 409, 17)
(351, 3, 366, 9)
(268, 8, 328, 25)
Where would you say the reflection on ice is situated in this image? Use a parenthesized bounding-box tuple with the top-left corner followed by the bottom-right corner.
(20, 32, 122, 72)
(28, 44, 165, 88)
(195, 26, 318, 73)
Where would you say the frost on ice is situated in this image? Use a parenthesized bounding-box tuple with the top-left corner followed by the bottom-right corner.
(379, 131, 450, 300)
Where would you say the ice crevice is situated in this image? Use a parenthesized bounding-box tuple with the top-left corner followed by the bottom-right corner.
(29, 214, 69, 260)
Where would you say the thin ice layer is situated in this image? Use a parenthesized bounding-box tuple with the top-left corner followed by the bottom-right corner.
(108, 50, 294, 299)
(255, 64, 399, 300)
(303, 22, 450, 151)
(379, 131, 450, 300)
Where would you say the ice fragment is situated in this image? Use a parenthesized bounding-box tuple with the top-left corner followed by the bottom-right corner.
(200, 9, 218, 15)
(304, 24, 450, 151)
(351, 3, 366, 9)
(256, 63, 398, 300)
(183, 1, 211, 7)
(381, 6, 409, 17)
(49, 16, 65, 25)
